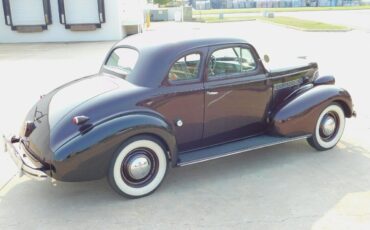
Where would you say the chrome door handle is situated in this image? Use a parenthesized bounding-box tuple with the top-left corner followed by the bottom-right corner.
(206, 91, 219, 95)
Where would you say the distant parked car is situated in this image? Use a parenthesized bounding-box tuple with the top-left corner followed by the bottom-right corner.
(4, 34, 355, 198)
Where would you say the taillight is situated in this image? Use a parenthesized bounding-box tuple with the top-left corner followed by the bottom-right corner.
(72, 116, 90, 125)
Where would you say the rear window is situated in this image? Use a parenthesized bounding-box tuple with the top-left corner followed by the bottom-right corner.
(105, 48, 139, 76)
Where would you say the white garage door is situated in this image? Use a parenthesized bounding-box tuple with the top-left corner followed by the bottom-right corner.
(64, 0, 100, 24)
(10, 0, 45, 25)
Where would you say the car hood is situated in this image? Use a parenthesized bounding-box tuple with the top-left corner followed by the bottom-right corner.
(264, 56, 317, 75)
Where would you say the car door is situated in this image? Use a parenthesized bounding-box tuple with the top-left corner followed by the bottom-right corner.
(203, 44, 272, 146)
(150, 48, 207, 152)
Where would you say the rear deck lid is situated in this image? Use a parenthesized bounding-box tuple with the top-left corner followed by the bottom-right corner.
(49, 75, 119, 129)
(20, 75, 120, 163)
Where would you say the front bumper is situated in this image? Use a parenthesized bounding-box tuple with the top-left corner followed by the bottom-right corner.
(3, 135, 50, 178)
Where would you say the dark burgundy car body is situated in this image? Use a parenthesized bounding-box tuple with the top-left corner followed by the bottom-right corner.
(5, 35, 355, 183)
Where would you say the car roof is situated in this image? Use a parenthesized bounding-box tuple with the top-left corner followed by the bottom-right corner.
(105, 32, 250, 87)
(114, 32, 248, 53)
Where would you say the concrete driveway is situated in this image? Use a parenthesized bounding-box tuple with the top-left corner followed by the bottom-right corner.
(1, 20, 370, 229)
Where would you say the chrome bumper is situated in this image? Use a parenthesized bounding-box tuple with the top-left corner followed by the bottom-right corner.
(2, 135, 49, 178)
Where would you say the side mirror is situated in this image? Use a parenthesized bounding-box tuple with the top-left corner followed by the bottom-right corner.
(263, 54, 270, 63)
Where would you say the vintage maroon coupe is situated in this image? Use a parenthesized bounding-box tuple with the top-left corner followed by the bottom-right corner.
(4, 34, 355, 198)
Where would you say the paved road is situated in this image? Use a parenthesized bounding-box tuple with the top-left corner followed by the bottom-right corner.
(1, 21, 370, 229)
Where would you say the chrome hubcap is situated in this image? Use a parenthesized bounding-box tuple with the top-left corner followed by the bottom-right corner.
(321, 115, 336, 137)
(127, 154, 151, 180)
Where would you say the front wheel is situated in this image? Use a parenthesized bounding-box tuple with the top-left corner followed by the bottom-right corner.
(308, 103, 345, 151)
(108, 136, 168, 198)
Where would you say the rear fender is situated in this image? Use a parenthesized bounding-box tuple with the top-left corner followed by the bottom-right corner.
(52, 112, 177, 181)
(270, 85, 354, 137)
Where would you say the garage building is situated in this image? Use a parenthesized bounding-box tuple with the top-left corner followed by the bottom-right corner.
(0, 0, 146, 43)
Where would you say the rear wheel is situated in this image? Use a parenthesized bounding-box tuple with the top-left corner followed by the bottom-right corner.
(307, 103, 345, 151)
(108, 136, 168, 198)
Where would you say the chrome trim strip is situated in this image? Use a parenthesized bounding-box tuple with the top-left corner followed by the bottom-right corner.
(274, 78, 304, 90)
(178, 135, 311, 167)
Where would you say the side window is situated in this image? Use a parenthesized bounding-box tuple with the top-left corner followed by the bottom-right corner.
(168, 53, 201, 82)
(208, 47, 256, 78)
(240, 48, 257, 72)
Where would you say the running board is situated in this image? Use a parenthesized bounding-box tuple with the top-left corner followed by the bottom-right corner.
(177, 135, 311, 167)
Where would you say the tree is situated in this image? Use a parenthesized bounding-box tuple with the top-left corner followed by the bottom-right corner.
(154, 0, 171, 6)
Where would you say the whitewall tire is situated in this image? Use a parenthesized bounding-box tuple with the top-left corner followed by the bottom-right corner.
(308, 103, 345, 151)
(108, 136, 168, 198)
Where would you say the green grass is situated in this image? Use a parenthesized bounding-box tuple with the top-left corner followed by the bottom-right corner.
(261, 16, 349, 31)
(196, 15, 350, 31)
(193, 5, 370, 15)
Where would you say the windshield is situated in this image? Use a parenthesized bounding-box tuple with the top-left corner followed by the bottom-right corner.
(105, 48, 139, 76)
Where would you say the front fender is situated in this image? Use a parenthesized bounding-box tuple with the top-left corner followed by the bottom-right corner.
(270, 85, 354, 137)
(52, 113, 176, 181)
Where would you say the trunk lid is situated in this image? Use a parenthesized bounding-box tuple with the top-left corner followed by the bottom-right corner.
(48, 75, 119, 129)
(20, 75, 120, 163)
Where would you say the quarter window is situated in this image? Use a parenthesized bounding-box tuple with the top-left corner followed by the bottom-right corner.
(168, 53, 201, 82)
(208, 47, 256, 78)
